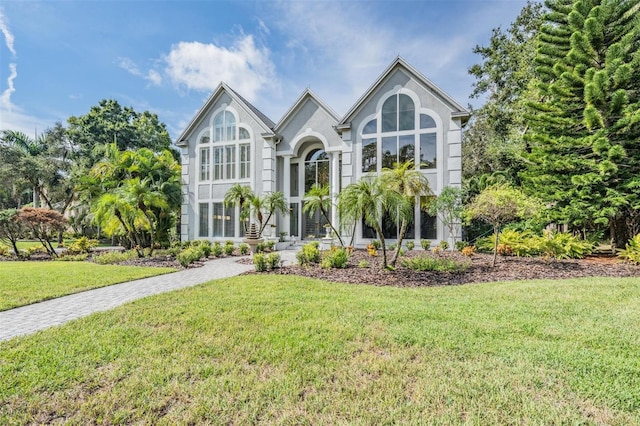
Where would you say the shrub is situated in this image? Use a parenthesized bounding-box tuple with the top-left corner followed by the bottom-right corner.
(253, 253, 268, 272)
(455, 240, 468, 251)
(176, 247, 203, 267)
(439, 241, 449, 250)
(541, 231, 593, 259)
(255, 241, 275, 253)
(223, 243, 235, 256)
(406, 241, 415, 251)
(421, 239, 431, 250)
(67, 236, 99, 254)
(92, 250, 137, 265)
(358, 260, 369, 268)
(388, 243, 397, 251)
(296, 242, 321, 265)
(211, 242, 223, 257)
(461, 245, 476, 257)
(402, 255, 469, 272)
(321, 247, 349, 269)
(619, 234, 640, 264)
(199, 243, 212, 257)
(371, 240, 381, 250)
(225, 240, 234, 247)
(366, 244, 378, 257)
(267, 253, 281, 269)
(476, 229, 542, 257)
(239, 243, 250, 255)
(0, 244, 9, 256)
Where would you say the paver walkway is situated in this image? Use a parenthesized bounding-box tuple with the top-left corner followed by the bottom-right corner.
(0, 250, 298, 342)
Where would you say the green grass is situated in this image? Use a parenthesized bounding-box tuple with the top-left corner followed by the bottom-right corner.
(1, 275, 639, 424)
(0, 262, 177, 311)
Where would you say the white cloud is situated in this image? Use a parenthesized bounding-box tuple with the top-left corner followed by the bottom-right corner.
(147, 69, 162, 86)
(0, 62, 17, 110)
(266, 1, 464, 113)
(163, 34, 278, 103)
(267, 1, 527, 114)
(118, 57, 163, 86)
(0, 8, 16, 56)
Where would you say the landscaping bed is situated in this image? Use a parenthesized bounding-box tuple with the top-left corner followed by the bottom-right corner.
(264, 249, 640, 287)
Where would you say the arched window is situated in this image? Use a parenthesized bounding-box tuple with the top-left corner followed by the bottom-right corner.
(381, 94, 414, 133)
(304, 149, 329, 193)
(198, 109, 252, 183)
(359, 91, 439, 241)
(213, 111, 236, 142)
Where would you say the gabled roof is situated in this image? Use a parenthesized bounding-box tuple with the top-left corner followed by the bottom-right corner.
(338, 56, 470, 126)
(176, 82, 275, 146)
(274, 88, 340, 132)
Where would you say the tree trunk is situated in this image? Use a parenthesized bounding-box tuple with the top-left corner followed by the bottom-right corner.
(492, 225, 500, 267)
(391, 219, 407, 267)
(375, 225, 388, 269)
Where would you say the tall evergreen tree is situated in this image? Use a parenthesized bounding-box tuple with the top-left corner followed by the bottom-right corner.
(464, 1, 544, 185)
(523, 0, 640, 245)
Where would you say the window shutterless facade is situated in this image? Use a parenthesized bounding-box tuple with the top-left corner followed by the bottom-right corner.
(198, 109, 252, 183)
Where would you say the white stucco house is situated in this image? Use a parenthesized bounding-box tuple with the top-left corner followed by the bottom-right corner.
(176, 57, 470, 246)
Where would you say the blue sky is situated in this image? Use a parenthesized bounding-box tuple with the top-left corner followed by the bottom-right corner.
(0, 0, 528, 140)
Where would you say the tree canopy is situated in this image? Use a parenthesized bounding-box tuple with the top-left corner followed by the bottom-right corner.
(67, 99, 175, 168)
(522, 0, 640, 245)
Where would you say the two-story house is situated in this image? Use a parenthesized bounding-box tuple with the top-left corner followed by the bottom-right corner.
(176, 57, 469, 246)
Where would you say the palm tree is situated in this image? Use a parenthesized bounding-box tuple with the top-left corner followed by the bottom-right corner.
(381, 161, 432, 266)
(302, 184, 344, 246)
(338, 174, 401, 268)
(0, 130, 48, 207)
(224, 185, 288, 237)
(92, 190, 141, 253)
(224, 184, 255, 233)
(258, 191, 289, 236)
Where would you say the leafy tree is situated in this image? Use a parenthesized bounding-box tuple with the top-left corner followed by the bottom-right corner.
(0, 130, 49, 208)
(523, 0, 640, 247)
(338, 174, 402, 269)
(67, 99, 175, 168)
(19, 207, 67, 257)
(465, 184, 540, 266)
(83, 144, 181, 255)
(0, 124, 76, 229)
(464, 1, 544, 187)
(428, 186, 464, 250)
(0, 209, 26, 256)
(381, 161, 431, 266)
(302, 184, 344, 246)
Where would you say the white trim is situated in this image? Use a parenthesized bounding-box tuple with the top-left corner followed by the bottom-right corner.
(290, 130, 330, 157)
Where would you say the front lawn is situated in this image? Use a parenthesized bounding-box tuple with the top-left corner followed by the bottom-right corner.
(0, 262, 177, 311)
(1, 275, 639, 424)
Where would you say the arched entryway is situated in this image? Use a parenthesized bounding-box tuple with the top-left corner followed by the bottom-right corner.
(288, 142, 334, 240)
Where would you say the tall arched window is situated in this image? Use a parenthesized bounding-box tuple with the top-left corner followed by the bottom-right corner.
(360, 93, 437, 173)
(204, 110, 251, 182)
(213, 111, 236, 142)
(304, 149, 329, 193)
(359, 91, 439, 240)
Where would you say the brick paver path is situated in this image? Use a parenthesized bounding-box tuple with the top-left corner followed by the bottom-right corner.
(0, 251, 298, 342)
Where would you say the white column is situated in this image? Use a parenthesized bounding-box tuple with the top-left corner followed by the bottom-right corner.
(282, 155, 292, 235)
(330, 152, 340, 231)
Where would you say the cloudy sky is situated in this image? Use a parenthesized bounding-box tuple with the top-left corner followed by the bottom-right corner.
(0, 0, 528, 139)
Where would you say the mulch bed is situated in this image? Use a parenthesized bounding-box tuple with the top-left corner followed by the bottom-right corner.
(258, 249, 640, 287)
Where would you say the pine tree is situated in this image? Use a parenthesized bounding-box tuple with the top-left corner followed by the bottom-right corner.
(523, 0, 640, 245)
